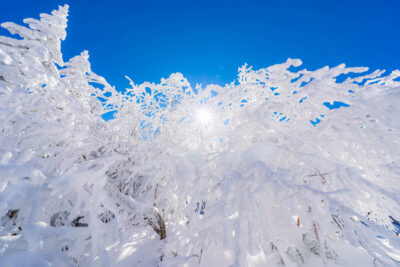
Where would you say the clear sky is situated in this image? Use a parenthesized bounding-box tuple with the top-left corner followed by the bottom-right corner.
(1, 0, 400, 91)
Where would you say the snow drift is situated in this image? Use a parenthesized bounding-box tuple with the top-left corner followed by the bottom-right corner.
(0, 5, 399, 267)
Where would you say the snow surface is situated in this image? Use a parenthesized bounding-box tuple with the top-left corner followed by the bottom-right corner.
(0, 4, 400, 267)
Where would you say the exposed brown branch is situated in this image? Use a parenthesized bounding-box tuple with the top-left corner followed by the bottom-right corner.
(144, 211, 166, 240)
(307, 171, 328, 185)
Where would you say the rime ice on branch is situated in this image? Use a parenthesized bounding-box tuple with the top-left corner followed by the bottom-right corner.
(0, 4, 400, 267)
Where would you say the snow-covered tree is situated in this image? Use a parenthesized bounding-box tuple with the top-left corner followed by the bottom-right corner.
(1, 5, 400, 267)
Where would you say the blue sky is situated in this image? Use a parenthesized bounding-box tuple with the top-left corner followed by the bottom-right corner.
(1, 0, 400, 91)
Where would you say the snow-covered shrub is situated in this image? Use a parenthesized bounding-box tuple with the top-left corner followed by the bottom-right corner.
(0, 4, 400, 267)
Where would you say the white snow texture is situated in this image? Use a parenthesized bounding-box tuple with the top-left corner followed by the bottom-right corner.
(0, 4, 400, 267)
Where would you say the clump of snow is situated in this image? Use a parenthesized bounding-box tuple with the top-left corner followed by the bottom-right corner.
(0, 5, 400, 267)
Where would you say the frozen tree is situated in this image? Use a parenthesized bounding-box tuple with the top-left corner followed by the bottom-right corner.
(109, 60, 400, 266)
(1, 5, 400, 267)
(0, 5, 120, 265)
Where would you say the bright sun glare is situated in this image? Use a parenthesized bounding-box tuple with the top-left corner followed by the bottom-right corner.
(196, 108, 212, 125)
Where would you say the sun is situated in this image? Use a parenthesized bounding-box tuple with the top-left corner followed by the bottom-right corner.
(196, 108, 213, 125)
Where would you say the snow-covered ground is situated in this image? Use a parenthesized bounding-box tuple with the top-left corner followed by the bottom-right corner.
(0, 5, 399, 266)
